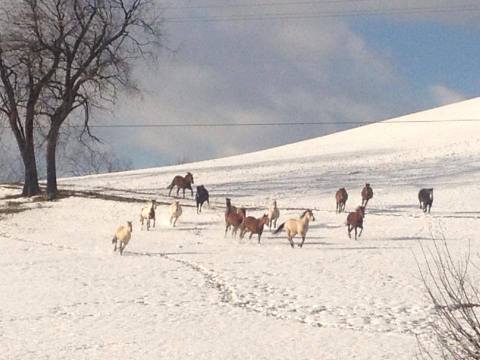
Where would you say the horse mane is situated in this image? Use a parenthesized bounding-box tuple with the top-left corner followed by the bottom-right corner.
(300, 209, 311, 218)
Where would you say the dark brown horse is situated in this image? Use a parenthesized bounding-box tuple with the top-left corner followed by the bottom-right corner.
(346, 206, 365, 240)
(361, 183, 373, 207)
(167, 172, 194, 198)
(418, 188, 433, 213)
(335, 188, 348, 213)
(240, 214, 269, 244)
(225, 207, 246, 238)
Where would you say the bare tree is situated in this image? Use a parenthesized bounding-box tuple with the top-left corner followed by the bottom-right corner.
(57, 132, 132, 177)
(0, 1, 63, 195)
(417, 236, 480, 359)
(0, 0, 163, 198)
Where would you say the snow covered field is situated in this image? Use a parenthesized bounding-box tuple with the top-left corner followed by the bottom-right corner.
(2, 98, 480, 359)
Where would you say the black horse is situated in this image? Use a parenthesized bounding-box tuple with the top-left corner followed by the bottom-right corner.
(418, 188, 433, 213)
(195, 185, 210, 213)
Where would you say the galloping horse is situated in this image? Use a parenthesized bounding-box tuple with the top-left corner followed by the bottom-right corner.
(361, 183, 373, 207)
(335, 188, 348, 213)
(240, 214, 269, 244)
(418, 188, 433, 213)
(273, 209, 315, 248)
(167, 172, 194, 198)
(225, 207, 246, 238)
(267, 200, 280, 229)
(140, 200, 157, 231)
(346, 206, 365, 240)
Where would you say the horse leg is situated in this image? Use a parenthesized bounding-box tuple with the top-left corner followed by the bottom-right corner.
(191, 188, 194, 197)
(347, 224, 352, 239)
(286, 230, 294, 248)
(173, 217, 178, 227)
(225, 224, 230, 237)
(354, 227, 358, 240)
(358, 225, 363, 238)
(287, 235, 294, 248)
(258, 233, 262, 244)
(182, 188, 186, 199)
(299, 236, 306, 248)
(249, 232, 253, 240)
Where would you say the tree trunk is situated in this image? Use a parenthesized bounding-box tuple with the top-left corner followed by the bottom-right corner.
(46, 126, 60, 200)
(21, 143, 40, 196)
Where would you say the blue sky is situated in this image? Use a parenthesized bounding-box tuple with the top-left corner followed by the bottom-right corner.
(351, 17, 480, 96)
(100, 1, 480, 169)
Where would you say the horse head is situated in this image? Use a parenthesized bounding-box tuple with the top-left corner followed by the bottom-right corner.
(261, 214, 269, 224)
(357, 206, 365, 216)
(301, 209, 315, 221)
(186, 172, 194, 184)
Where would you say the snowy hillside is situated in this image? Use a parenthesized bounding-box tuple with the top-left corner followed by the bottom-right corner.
(2, 98, 480, 359)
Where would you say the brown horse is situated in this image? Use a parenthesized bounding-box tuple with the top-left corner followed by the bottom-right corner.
(346, 206, 365, 240)
(167, 172, 194, 198)
(225, 207, 246, 238)
(335, 188, 348, 213)
(240, 214, 269, 244)
(361, 183, 373, 207)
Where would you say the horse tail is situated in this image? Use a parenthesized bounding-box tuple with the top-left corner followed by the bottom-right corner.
(273, 222, 285, 234)
(167, 180, 174, 190)
(112, 235, 117, 244)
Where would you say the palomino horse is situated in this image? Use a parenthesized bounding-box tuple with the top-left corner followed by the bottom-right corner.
(335, 188, 348, 213)
(112, 221, 133, 256)
(169, 201, 182, 227)
(140, 200, 157, 231)
(361, 183, 373, 207)
(273, 209, 315, 248)
(346, 206, 365, 240)
(167, 172, 194, 198)
(418, 188, 433, 213)
(267, 200, 280, 229)
(240, 214, 269, 244)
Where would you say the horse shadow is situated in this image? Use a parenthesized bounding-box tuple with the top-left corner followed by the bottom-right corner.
(123, 250, 208, 257)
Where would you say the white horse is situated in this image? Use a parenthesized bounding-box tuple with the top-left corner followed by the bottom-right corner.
(273, 209, 315, 248)
(112, 221, 133, 256)
(169, 201, 182, 227)
(267, 200, 280, 229)
(140, 200, 157, 231)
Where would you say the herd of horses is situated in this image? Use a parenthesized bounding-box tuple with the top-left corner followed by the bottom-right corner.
(112, 172, 434, 254)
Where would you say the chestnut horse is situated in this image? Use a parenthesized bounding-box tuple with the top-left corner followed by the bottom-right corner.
(361, 183, 373, 207)
(335, 188, 348, 213)
(240, 214, 269, 244)
(225, 207, 246, 238)
(167, 172, 194, 198)
(346, 206, 365, 240)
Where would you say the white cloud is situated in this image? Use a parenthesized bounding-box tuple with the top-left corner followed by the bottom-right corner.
(429, 85, 467, 106)
(103, 13, 433, 167)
